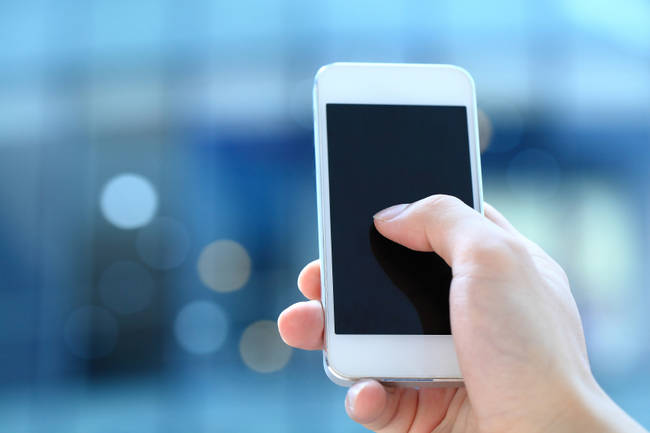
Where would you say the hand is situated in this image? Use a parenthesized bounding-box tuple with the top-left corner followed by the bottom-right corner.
(278, 195, 647, 433)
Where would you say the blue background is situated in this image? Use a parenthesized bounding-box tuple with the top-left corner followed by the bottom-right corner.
(0, 0, 649, 431)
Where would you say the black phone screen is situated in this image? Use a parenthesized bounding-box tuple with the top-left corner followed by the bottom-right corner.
(326, 103, 475, 335)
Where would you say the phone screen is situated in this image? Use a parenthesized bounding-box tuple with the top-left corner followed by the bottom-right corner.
(326, 103, 475, 335)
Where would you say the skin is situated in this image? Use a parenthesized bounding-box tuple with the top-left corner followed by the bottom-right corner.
(278, 195, 648, 433)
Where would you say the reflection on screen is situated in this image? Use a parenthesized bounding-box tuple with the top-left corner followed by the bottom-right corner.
(326, 104, 474, 335)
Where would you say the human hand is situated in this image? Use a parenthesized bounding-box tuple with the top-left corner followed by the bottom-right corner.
(278, 195, 647, 433)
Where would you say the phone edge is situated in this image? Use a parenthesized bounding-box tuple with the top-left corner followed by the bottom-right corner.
(314, 62, 482, 387)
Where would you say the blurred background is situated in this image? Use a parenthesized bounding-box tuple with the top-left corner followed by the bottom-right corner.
(1, 0, 649, 431)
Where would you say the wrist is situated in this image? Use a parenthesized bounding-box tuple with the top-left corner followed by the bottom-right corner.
(547, 377, 647, 433)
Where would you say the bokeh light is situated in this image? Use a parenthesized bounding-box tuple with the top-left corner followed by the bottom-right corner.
(136, 217, 191, 270)
(197, 240, 252, 293)
(64, 306, 118, 359)
(477, 108, 493, 153)
(173, 300, 229, 355)
(483, 107, 523, 154)
(100, 174, 158, 229)
(99, 261, 156, 314)
(2, 1, 650, 430)
(239, 320, 292, 373)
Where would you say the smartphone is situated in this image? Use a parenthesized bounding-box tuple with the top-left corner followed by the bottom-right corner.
(313, 63, 483, 386)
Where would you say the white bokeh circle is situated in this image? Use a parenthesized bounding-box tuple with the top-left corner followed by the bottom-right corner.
(100, 173, 158, 229)
(197, 240, 251, 293)
(239, 320, 292, 373)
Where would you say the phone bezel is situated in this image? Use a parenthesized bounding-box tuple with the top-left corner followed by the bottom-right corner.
(313, 63, 484, 382)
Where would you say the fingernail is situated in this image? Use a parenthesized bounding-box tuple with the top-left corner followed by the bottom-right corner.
(373, 204, 409, 221)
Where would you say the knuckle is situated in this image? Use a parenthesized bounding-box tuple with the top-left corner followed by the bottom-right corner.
(463, 233, 526, 267)
(420, 194, 462, 211)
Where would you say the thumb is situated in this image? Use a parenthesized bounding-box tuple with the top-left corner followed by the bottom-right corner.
(373, 195, 497, 267)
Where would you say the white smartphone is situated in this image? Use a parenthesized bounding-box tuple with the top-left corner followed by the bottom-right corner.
(313, 63, 483, 386)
